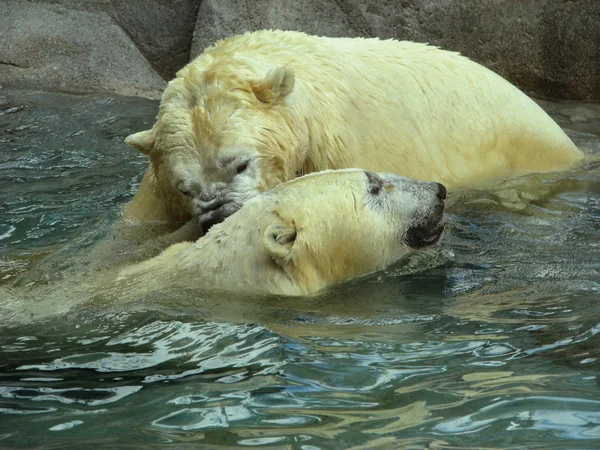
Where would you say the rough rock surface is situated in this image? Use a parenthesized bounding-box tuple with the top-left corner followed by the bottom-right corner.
(191, 0, 600, 101)
(1, 0, 599, 100)
(353, 0, 600, 101)
(0, 0, 166, 99)
(38, 0, 202, 80)
(191, 0, 366, 56)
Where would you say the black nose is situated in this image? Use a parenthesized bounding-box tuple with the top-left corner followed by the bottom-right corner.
(436, 182, 447, 200)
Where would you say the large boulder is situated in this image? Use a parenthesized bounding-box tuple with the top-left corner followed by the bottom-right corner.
(0, 0, 166, 98)
(37, 0, 202, 80)
(1, 0, 598, 101)
(190, 0, 600, 101)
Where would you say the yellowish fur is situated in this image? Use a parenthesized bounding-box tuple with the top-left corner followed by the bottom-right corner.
(1, 171, 446, 324)
(112, 170, 443, 298)
(124, 30, 583, 223)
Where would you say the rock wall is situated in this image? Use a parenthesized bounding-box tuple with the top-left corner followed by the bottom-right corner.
(0, 0, 201, 99)
(1, 0, 599, 101)
(355, 0, 600, 102)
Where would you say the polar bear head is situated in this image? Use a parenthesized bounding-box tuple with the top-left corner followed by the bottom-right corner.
(251, 170, 446, 294)
(125, 61, 302, 229)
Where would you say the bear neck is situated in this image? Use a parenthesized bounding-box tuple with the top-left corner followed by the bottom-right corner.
(176, 214, 302, 296)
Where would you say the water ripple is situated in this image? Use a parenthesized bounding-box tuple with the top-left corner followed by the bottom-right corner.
(434, 396, 600, 439)
(17, 322, 285, 381)
(1, 88, 599, 449)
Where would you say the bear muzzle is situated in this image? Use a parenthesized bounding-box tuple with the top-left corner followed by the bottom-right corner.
(194, 196, 244, 232)
(193, 186, 257, 232)
(404, 184, 446, 249)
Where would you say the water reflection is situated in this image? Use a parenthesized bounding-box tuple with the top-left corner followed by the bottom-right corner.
(0, 88, 599, 448)
(435, 396, 600, 439)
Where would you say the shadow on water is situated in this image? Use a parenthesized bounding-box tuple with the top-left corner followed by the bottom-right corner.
(0, 87, 599, 448)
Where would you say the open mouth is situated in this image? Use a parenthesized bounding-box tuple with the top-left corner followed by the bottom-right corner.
(405, 222, 445, 249)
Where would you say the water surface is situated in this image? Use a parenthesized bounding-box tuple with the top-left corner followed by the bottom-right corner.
(0, 87, 599, 449)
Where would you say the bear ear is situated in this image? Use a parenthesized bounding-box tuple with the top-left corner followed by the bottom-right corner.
(252, 66, 295, 104)
(125, 129, 154, 156)
(263, 219, 297, 262)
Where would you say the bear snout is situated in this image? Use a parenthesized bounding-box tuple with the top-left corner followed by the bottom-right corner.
(195, 196, 246, 232)
(404, 192, 445, 249)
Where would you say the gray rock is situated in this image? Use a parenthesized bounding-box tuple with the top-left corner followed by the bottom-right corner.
(39, 0, 202, 80)
(350, 0, 600, 101)
(549, 103, 600, 124)
(191, 0, 365, 57)
(109, 0, 201, 80)
(0, 0, 166, 98)
(190, 0, 600, 101)
(2, 0, 598, 101)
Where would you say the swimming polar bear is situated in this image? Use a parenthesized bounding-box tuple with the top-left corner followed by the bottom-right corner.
(113, 169, 446, 298)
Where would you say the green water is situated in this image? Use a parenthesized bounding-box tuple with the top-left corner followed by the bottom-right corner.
(0, 87, 599, 449)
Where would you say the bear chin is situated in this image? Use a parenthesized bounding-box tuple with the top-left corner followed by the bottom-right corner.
(405, 223, 445, 249)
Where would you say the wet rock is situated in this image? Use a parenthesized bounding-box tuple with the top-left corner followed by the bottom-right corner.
(557, 105, 600, 124)
(0, 0, 166, 99)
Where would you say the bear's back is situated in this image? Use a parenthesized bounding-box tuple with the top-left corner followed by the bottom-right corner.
(191, 30, 582, 188)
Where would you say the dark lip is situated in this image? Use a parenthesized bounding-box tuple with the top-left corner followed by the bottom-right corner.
(424, 224, 444, 245)
(200, 215, 222, 233)
(405, 222, 444, 249)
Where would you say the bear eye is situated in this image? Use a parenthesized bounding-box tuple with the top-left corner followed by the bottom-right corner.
(236, 160, 249, 174)
(370, 185, 381, 196)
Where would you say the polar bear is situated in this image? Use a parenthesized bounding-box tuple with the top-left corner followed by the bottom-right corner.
(1, 170, 445, 323)
(112, 170, 446, 298)
(124, 30, 583, 231)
